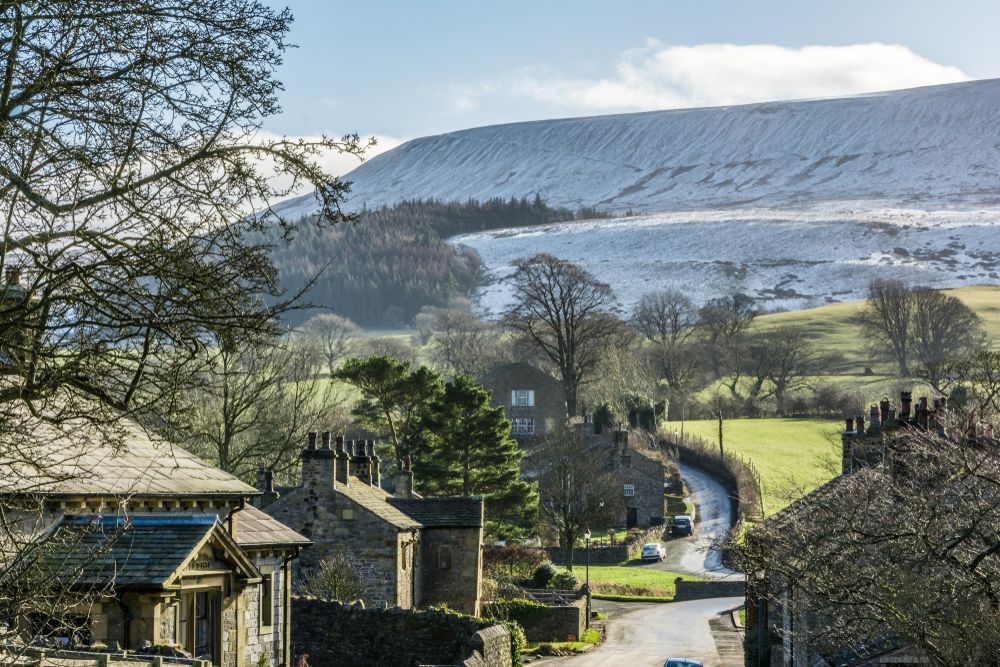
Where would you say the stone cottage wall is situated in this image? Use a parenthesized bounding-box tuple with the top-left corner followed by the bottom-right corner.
(291, 598, 511, 667)
(419, 526, 483, 616)
(480, 363, 566, 445)
(265, 486, 411, 609)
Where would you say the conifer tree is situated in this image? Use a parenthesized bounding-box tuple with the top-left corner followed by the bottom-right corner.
(417, 376, 538, 528)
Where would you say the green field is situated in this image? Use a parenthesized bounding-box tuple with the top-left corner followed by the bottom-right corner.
(562, 564, 701, 600)
(675, 418, 841, 516)
(752, 284, 1000, 374)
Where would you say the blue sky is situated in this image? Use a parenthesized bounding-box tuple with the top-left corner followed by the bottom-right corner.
(266, 1, 1000, 173)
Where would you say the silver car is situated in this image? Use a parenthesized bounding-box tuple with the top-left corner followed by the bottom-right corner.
(663, 659, 704, 667)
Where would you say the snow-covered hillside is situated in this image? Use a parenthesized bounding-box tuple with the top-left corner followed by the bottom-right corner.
(451, 206, 1000, 315)
(275, 79, 1000, 218)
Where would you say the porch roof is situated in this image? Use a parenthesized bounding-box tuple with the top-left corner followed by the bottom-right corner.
(17, 514, 259, 590)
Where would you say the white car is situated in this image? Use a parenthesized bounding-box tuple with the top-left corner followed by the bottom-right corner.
(663, 659, 704, 667)
(640, 542, 666, 562)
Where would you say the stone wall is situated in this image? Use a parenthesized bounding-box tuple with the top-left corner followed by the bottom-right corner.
(265, 483, 414, 609)
(419, 527, 483, 615)
(544, 545, 628, 565)
(479, 363, 565, 446)
(518, 598, 586, 643)
(673, 578, 745, 601)
(291, 598, 511, 667)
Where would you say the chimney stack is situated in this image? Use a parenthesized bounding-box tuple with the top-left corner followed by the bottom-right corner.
(869, 404, 881, 431)
(335, 435, 349, 486)
(395, 456, 414, 498)
(900, 391, 912, 420)
(301, 431, 335, 491)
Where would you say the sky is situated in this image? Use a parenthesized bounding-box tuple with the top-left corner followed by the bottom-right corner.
(264, 0, 1000, 176)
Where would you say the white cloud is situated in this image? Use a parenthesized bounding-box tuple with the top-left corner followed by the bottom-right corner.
(461, 41, 970, 113)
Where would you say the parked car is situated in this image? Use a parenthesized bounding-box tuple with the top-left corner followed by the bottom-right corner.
(670, 515, 693, 537)
(663, 659, 703, 667)
(640, 542, 666, 562)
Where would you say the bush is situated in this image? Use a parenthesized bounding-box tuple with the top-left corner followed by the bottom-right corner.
(551, 570, 579, 590)
(532, 562, 558, 588)
(483, 544, 547, 580)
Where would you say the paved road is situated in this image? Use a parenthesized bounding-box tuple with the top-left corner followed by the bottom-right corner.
(650, 464, 744, 581)
(557, 597, 745, 667)
(553, 464, 746, 666)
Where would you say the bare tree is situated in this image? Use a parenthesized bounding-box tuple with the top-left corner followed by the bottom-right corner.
(299, 548, 367, 602)
(861, 278, 916, 376)
(758, 326, 825, 417)
(698, 293, 757, 378)
(910, 289, 983, 390)
(503, 254, 620, 417)
(171, 336, 345, 482)
(425, 308, 510, 378)
(0, 0, 366, 633)
(536, 430, 619, 570)
(735, 430, 1000, 665)
(631, 289, 697, 350)
(300, 313, 362, 376)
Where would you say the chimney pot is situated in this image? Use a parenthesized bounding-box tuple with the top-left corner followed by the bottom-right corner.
(845, 417, 854, 433)
(856, 414, 865, 433)
(321, 431, 331, 450)
(307, 432, 317, 450)
(869, 404, 881, 430)
(335, 435, 346, 455)
(900, 391, 913, 419)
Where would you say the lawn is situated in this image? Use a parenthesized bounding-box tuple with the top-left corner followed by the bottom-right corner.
(524, 627, 601, 655)
(562, 563, 702, 601)
(674, 418, 840, 516)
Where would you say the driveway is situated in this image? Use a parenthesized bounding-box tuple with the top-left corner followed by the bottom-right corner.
(558, 597, 745, 667)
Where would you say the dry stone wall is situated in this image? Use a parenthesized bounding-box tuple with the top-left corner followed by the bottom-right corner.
(291, 598, 512, 667)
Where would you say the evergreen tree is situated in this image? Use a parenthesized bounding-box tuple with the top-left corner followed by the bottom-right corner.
(417, 376, 538, 528)
(334, 355, 441, 464)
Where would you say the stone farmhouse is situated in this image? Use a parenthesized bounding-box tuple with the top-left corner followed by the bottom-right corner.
(578, 420, 666, 529)
(479, 362, 565, 445)
(0, 419, 310, 667)
(257, 432, 485, 615)
(745, 392, 942, 667)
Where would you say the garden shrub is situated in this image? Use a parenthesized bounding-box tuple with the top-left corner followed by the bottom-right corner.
(532, 562, 558, 588)
(551, 570, 579, 590)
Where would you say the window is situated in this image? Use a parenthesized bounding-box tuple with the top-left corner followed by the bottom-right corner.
(260, 573, 274, 628)
(511, 418, 535, 435)
(623, 484, 635, 497)
(511, 389, 535, 407)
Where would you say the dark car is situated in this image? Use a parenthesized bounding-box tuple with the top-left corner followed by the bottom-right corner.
(670, 515, 693, 537)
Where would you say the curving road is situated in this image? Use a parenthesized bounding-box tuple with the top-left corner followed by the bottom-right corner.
(653, 464, 744, 581)
(556, 464, 745, 666)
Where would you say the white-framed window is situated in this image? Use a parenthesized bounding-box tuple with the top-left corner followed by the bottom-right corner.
(623, 484, 635, 497)
(511, 418, 535, 435)
(511, 389, 535, 407)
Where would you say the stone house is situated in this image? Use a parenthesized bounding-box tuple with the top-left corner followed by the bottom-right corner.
(478, 363, 566, 445)
(0, 419, 310, 667)
(257, 432, 485, 615)
(579, 422, 666, 528)
(744, 392, 940, 666)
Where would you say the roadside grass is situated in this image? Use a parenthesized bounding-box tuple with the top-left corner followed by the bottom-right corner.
(672, 418, 840, 516)
(562, 563, 703, 601)
(523, 627, 601, 655)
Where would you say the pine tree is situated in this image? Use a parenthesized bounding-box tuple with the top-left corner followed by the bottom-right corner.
(416, 376, 538, 528)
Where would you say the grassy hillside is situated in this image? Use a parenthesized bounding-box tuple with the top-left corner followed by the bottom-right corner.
(753, 285, 1000, 374)
(676, 418, 841, 516)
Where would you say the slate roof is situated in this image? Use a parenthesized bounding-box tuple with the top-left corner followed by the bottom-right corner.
(336, 483, 422, 530)
(21, 515, 220, 589)
(0, 418, 256, 497)
(236, 504, 311, 548)
(388, 497, 484, 528)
